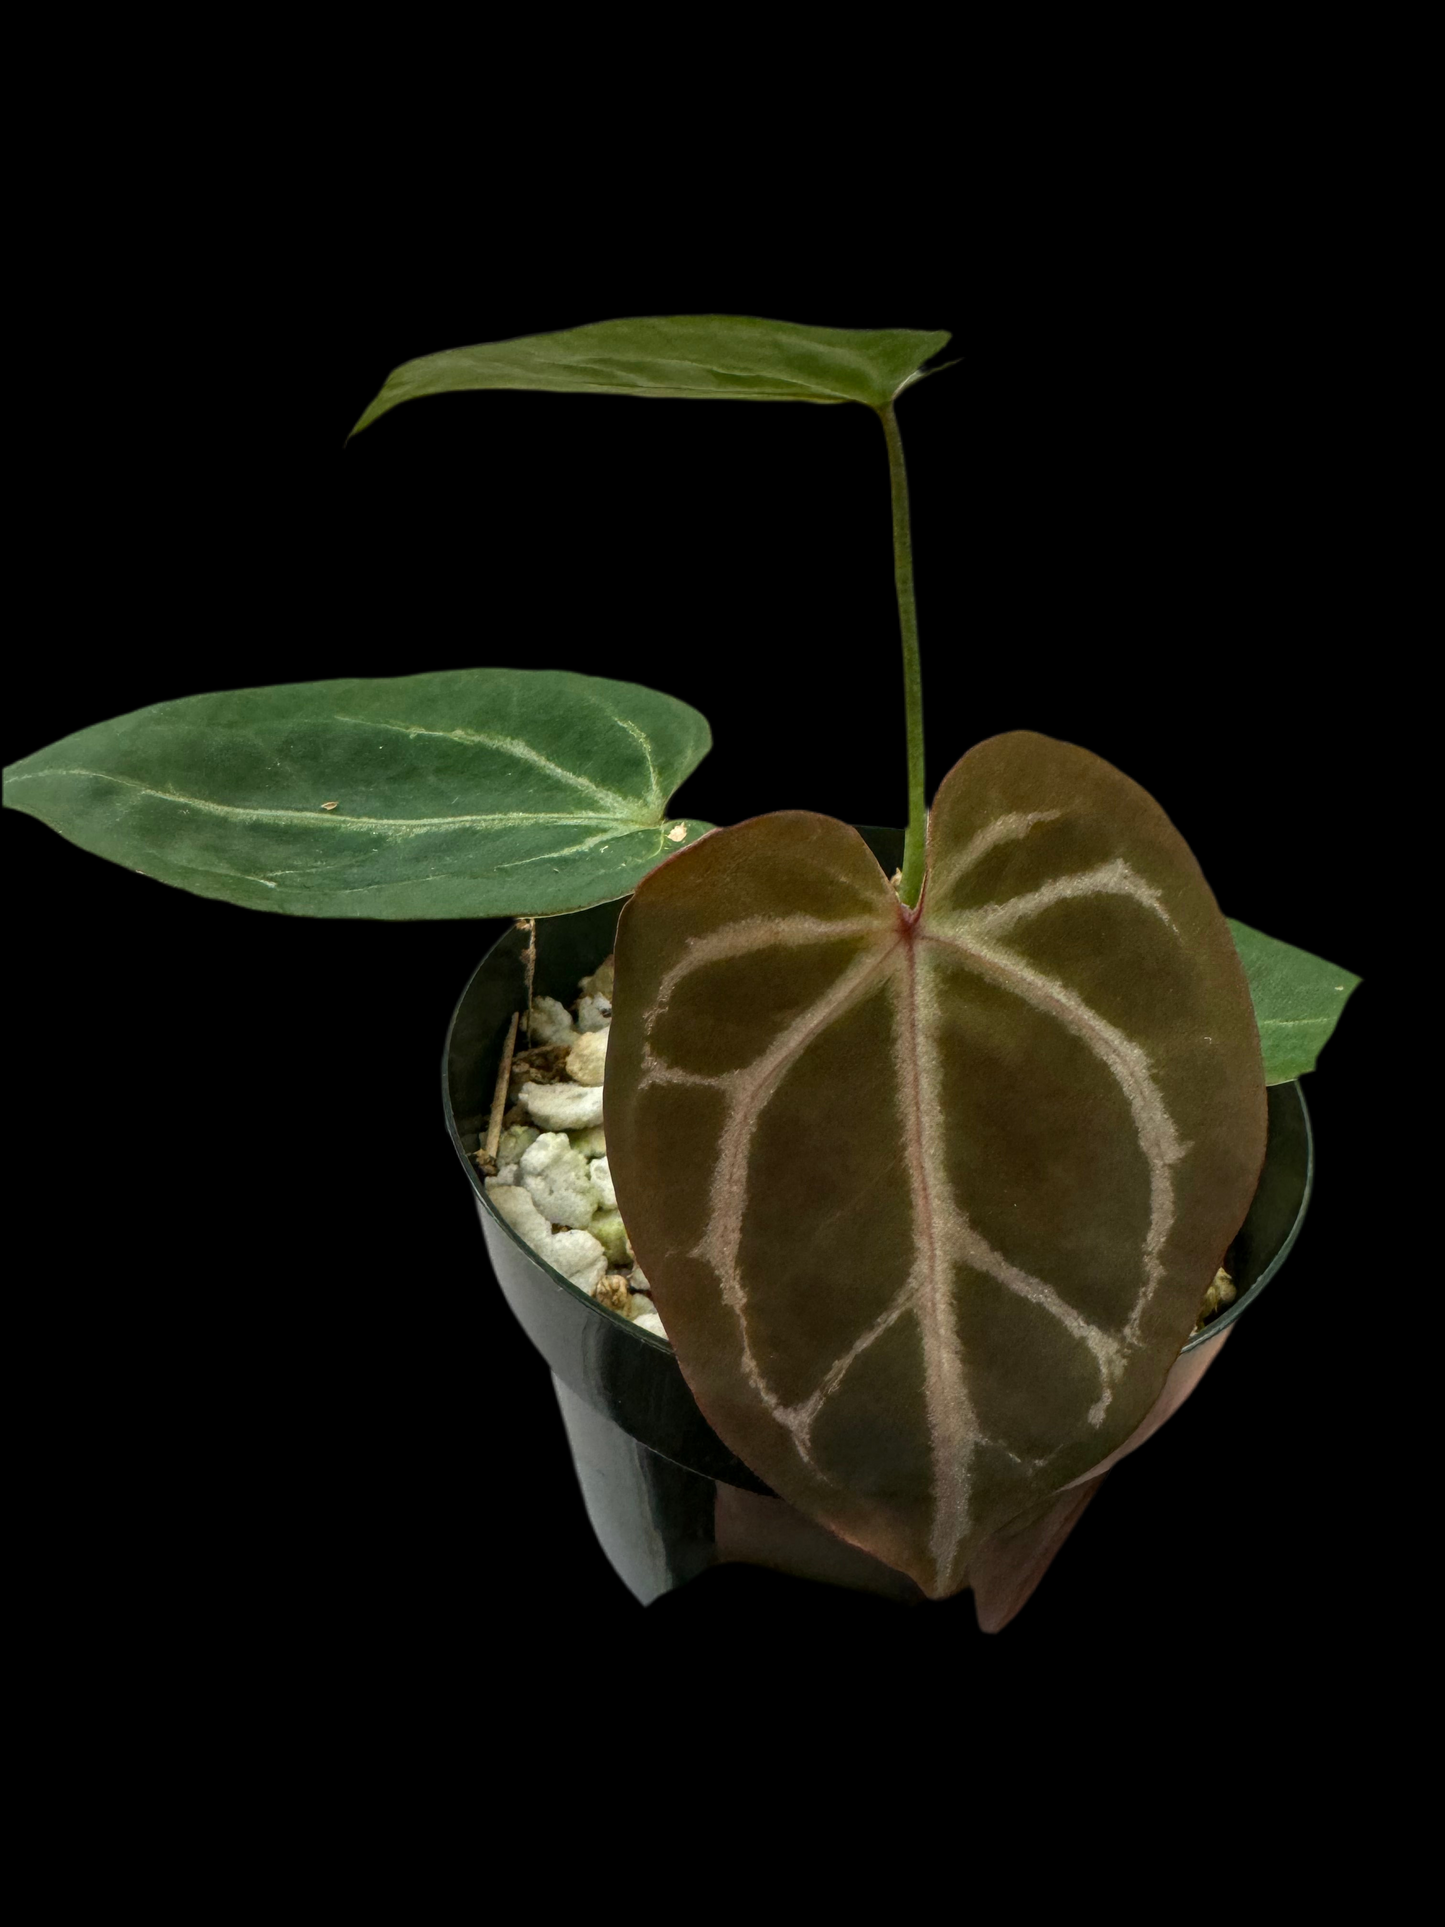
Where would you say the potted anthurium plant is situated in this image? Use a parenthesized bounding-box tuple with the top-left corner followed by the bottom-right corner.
(2, 316, 1359, 1630)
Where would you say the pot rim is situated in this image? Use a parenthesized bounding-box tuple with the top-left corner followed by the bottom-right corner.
(443, 903, 1313, 1362)
(1185, 1080, 1311, 1348)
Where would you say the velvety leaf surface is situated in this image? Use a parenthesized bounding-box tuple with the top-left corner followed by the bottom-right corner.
(350, 316, 952, 434)
(3, 668, 711, 918)
(1228, 917, 1359, 1082)
(605, 734, 1267, 1597)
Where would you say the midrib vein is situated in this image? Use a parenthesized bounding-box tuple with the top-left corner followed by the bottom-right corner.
(895, 938, 973, 1588)
(10, 768, 658, 833)
(474, 359, 850, 401)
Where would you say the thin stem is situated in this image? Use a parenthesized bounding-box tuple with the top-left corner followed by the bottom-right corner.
(880, 403, 927, 907)
(519, 917, 537, 1041)
(479, 1010, 520, 1172)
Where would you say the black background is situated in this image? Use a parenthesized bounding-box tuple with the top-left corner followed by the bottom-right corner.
(8, 187, 1382, 1738)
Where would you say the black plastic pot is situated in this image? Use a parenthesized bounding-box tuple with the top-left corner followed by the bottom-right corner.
(442, 827, 1313, 1621)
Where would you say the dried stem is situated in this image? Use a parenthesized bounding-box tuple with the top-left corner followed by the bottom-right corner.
(518, 917, 538, 1043)
(479, 1010, 520, 1171)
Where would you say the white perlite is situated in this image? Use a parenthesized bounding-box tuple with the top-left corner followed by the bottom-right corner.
(527, 996, 577, 1047)
(519, 1132, 600, 1228)
(483, 1183, 607, 1292)
(497, 1124, 540, 1164)
(518, 1080, 605, 1131)
(486, 1180, 549, 1243)
(542, 1230, 609, 1293)
(493, 1123, 540, 1185)
(485, 953, 665, 1342)
(588, 1156, 616, 1212)
(565, 1029, 608, 1086)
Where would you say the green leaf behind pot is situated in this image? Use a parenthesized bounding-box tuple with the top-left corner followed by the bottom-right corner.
(1228, 918, 1360, 1083)
(3, 668, 712, 918)
(350, 316, 953, 435)
(604, 733, 1267, 1598)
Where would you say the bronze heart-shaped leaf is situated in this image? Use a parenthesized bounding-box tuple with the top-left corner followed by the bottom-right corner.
(604, 731, 1267, 1597)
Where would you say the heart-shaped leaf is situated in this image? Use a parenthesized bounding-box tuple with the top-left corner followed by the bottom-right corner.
(349, 316, 953, 436)
(3, 668, 711, 918)
(1228, 917, 1360, 1083)
(604, 732, 1267, 1597)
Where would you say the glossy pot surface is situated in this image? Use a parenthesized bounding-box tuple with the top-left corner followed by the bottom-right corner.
(443, 827, 1312, 1619)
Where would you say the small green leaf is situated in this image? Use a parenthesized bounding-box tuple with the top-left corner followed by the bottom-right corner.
(1229, 917, 1360, 1083)
(3, 668, 712, 919)
(349, 316, 952, 436)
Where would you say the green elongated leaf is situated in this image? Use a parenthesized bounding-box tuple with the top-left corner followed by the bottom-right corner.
(3, 668, 711, 919)
(1228, 917, 1359, 1083)
(605, 732, 1267, 1598)
(350, 316, 953, 435)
